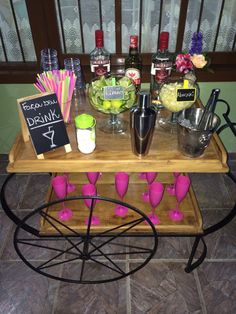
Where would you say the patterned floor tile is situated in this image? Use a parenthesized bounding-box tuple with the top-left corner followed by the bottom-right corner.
(223, 172, 236, 203)
(198, 262, 236, 314)
(189, 173, 234, 209)
(128, 236, 190, 260)
(1, 211, 67, 262)
(19, 174, 51, 210)
(0, 158, 8, 174)
(190, 209, 236, 260)
(0, 261, 59, 314)
(130, 262, 202, 314)
(0, 212, 14, 257)
(0, 174, 29, 210)
(54, 262, 127, 314)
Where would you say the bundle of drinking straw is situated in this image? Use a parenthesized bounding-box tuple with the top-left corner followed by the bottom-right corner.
(34, 70, 76, 123)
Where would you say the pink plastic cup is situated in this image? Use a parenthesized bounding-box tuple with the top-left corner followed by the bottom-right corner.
(81, 183, 97, 209)
(51, 176, 67, 199)
(86, 172, 100, 185)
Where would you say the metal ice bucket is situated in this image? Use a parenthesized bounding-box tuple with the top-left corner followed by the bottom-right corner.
(177, 108, 221, 158)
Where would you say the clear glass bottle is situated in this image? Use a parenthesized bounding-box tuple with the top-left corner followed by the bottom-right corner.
(150, 32, 173, 105)
(90, 30, 110, 77)
(125, 35, 142, 90)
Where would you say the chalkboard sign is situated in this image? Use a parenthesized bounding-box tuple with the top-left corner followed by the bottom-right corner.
(103, 86, 124, 100)
(18, 93, 71, 157)
(176, 88, 196, 102)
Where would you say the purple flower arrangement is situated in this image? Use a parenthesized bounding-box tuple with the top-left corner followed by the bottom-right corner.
(189, 32, 203, 55)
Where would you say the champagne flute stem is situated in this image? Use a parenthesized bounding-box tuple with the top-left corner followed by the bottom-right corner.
(151, 207, 155, 216)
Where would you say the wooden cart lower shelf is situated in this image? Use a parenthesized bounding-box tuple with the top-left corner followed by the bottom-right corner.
(40, 173, 203, 236)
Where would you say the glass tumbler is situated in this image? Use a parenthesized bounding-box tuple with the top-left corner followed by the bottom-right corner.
(64, 58, 85, 91)
(40, 48, 59, 71)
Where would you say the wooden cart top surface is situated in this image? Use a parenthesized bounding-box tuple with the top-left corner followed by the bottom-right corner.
(8, 95, 229, 173)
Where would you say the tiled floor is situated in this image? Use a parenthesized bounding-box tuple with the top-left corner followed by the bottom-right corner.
(0, 153, 236, 314)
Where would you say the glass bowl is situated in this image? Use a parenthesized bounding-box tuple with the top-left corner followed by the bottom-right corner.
(159, 78, 197, 112)
(88, 74, 136, 112)
(158, 78, 199, 132)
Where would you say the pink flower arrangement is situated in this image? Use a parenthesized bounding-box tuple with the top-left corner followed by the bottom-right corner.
(175, 53, 194, 73)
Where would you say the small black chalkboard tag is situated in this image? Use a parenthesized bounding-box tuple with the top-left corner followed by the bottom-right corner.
(18, 93, 70, 156)
(103, 86, 124, 100)
(176, 88, 196, 102)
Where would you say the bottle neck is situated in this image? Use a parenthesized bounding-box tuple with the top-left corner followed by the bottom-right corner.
(96, 38, 104, 48)
(159, 42, 168, 52)
(129, 46, 139, 55)
(95, 31, 104, 48)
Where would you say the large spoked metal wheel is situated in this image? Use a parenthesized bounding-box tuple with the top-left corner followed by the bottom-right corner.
(13, 196, 158, 284)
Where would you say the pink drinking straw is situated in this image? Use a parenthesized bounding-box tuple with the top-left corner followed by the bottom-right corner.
(51, 176, 73, 221)
(81, 184, 100, 225)
(114, 172, 129, 217)
(168, 175, 190, 222)
(142, 172, 158, 202)
(146, 181, 164, 225)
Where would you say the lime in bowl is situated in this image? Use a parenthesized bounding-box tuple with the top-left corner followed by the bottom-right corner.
(88, 74, 137, 133)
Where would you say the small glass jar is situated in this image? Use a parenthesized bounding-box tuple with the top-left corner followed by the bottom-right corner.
(74, 114, 96, 154)
(64, 58, 85, 90)
(40, 48, 59, 71)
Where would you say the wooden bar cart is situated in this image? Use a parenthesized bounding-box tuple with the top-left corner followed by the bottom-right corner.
(1, 96, 235, 284)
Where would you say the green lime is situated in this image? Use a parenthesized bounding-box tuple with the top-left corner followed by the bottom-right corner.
(111, 100, 123, 109)
(102, 100, 111, 109)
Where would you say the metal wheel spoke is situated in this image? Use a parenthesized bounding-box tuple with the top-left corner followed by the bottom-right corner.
(17, 239, 69, 254)
(40, 212, 83, 255)
(89, 241, 126, 275)
(38, 255, 82, 271)
(92, 217, 145, 238)
(90, 257, 125, 276)
(40, 211, 82, 237)
(99, 241, 153, 252)
(91, 250, 150, 257)
(89, 218, 145, 255)
(80, 260, 86, 282)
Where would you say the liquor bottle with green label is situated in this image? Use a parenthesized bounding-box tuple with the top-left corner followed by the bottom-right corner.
(125, 35, 142, 90)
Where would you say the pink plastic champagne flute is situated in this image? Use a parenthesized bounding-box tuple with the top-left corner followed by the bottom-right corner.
(168, 175, 190, 221)
(114, 172, 129, 217)
(64, 173, 76, 194)
(81, 183, 100, 225)
(167, 172, 180, 196)
(139, 172, 147, 180)
(146, 181, 164, 225)
(86, 172, 100, 185)
(51, 176, 73, 221)
(142, 172, 158, 202)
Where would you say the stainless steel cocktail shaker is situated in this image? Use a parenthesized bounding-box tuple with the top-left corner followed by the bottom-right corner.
(130, 91, 156, 156)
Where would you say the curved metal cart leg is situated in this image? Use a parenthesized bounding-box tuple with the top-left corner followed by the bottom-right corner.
(1, 174, 158, 284)
(185, 170, 236, 273)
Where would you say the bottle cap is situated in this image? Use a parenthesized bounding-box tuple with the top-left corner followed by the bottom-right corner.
(95, 30, 104, 48)
(75, 114, 96, 129)
(159, 32, 169, 50)
(130, 35, 138, 48)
